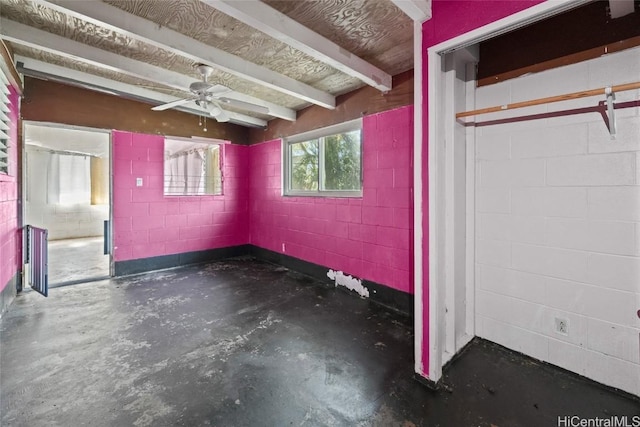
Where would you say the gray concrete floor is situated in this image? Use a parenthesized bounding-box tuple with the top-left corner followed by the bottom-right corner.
(1, 258, 638, 426)
(48, 237, 110, 285)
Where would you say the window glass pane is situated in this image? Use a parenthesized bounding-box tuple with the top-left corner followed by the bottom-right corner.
(164, 139, 222, 196)
(284, 120, 362, 197)
(204, 145, 222, 195)
(290, 140, 319, 191)
(322, 130, 361, 191)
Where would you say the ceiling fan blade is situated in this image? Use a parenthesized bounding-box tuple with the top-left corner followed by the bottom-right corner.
(209, 101, 230, 122)
(211, 109, 230, 123)
(207, 84, 233, 97)
(151, 98, 195, 111)
(217, 97, 269, 114)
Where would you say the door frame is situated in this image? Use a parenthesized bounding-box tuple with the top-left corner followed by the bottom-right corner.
(418, 0, 592, 382)
(21, 121, 114, 278)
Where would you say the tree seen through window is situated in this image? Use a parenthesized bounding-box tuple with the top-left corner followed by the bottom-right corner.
(289, 130, 361, 194)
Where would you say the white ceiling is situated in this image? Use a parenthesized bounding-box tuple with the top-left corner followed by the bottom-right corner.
(25, 123, 110, 157)
(1, 0, 430, 128)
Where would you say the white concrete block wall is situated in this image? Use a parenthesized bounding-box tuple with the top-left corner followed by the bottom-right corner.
(474, 47, 640, 397)
(26, 202, 108, 240)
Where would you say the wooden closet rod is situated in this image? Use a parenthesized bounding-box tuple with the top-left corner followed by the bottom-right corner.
(456, 81, 640, 119)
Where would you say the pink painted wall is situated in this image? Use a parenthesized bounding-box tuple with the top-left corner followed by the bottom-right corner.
(250, 106, 414, 293)
(0, 86, 20, 293)
(112, 131, 249, 262)
(419, 0, 545, 375)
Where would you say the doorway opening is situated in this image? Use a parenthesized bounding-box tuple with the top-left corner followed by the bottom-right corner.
(23, 123, 111, 286)
(426, 1, 640, 397)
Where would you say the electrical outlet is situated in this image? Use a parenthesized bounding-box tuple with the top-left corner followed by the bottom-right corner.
(555, 317, 569, 335)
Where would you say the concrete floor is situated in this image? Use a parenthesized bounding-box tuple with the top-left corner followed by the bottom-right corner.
(1, 258, 638, 426)
(48, 237, 110, 285)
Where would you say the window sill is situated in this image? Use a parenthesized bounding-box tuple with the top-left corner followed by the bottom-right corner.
(284, 191, 362, 198)
(164, 193, 224, 197)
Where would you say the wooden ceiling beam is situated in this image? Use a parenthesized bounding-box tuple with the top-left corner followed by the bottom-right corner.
(390, 0, 432, 23)
(15, 56, 268, 128)
(0, 40, 23, 93)
(1, 18, 294, 122)
(201, 0, 393, 92)
(608, 0, 635, 19)
(34, 0, 334, 110)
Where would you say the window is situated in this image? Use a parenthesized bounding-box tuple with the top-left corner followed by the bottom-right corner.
(0, 68, 11, 175)
(164, 138, 222, 196)
(284, 119, 362, 197)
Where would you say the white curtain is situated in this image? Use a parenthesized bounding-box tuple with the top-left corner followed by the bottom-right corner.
(164, 152, 181, 194)
(186, 150, 205, 194)
(46, 152, 60, 204)
(46, 153, 91, 204)
(165, 148, 206, 195)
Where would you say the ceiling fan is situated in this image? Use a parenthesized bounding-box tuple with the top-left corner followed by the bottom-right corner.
(151, 64, 269, 122)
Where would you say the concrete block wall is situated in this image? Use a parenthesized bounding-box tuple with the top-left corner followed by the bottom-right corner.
(249, 106, 414, 293)
(474, 47, 640, 396)
(0, 85, 20, 295)
(112, 131, 249, 262)
(25, 203, 108, 240)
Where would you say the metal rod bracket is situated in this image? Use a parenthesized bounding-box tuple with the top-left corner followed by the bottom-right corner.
(604, 86, 616, 140)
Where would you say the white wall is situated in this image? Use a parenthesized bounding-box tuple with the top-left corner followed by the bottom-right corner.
(25, 148, 108, 240)
(442, 49, 478, 364)
(474, 47, 640, 396)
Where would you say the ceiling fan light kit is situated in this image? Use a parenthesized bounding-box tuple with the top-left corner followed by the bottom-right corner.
(151, 64, 260, 124)
(195, 64, 214, 81)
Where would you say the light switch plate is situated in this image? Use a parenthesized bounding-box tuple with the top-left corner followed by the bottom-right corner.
(136, 177, 143, 187)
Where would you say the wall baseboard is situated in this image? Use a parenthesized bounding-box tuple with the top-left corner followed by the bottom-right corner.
(413, 372, 440, 391)
(113, 244, 413, 316)
(0, 272, 20, 318)
(249, 246, 413, 317)
(113, 245, 252, 276)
